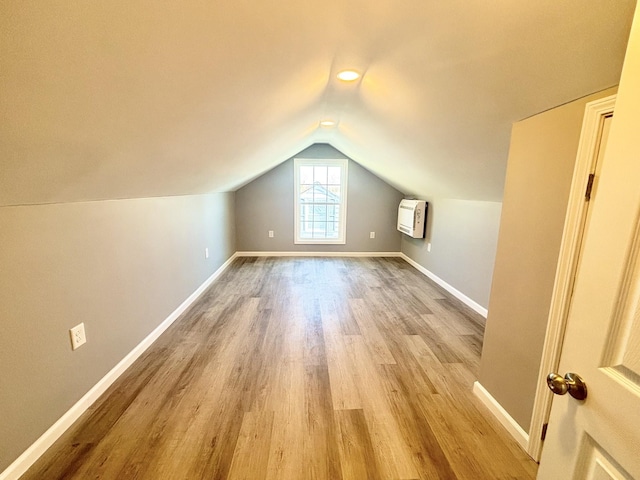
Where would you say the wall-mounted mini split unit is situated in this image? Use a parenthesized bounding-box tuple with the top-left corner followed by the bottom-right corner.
(397, 199, 427, 238)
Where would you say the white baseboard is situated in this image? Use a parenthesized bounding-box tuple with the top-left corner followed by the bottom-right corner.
(236, 251, 402, 257)
(0, 253, 237, 480)
(472, 381, 529, 452)
(399, 253, 488, 318)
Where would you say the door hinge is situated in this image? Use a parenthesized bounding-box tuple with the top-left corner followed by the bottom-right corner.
(541, 423, 548, 441)
(585, 173, 595, 201)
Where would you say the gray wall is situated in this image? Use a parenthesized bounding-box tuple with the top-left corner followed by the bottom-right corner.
(236, 144, 404, 253)
(0, 192, 236, 472)
(401, 199, 502, 309)
(478, 87, 617, 432)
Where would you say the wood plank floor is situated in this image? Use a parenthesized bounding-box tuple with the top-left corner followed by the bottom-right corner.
(22, 257, 538, 479)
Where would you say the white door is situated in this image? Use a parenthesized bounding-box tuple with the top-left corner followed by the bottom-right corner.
(537, 16, 640, 479)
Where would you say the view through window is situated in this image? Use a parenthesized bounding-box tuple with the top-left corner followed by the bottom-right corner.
(294, 158, 348, 244)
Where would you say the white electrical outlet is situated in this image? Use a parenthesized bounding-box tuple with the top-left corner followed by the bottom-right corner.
(268, 230, 274, 238)
(427, 242, 432, 252)
(205, 247, 209, 259)
(370, 232, 375, 239)
(69, 323, 86, 350)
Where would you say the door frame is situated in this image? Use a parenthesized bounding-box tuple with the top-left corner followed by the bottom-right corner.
(527, 94, 616, 460)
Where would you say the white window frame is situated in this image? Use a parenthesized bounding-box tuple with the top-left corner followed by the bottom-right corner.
(294, 158, 348, 245)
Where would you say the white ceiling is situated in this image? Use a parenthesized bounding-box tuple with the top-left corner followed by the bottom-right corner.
(0, 1, 636, 206)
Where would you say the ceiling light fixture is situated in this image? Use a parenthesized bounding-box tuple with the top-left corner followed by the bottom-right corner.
(337, 70, 360, 82)
(320, 120, 336, 127)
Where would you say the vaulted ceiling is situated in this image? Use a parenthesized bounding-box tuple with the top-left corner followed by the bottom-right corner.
(1, 1, 636, 206)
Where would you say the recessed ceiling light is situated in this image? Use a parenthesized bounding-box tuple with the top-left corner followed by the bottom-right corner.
(337, 70, 360, 82)
(320, 120, 336, 127)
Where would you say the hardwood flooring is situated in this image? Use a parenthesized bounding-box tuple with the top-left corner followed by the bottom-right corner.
(22, 257, 538, 479)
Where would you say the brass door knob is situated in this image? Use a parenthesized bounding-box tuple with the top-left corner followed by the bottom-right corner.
(546, 372, 588, 400)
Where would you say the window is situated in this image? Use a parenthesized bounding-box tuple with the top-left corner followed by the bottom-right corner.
(294, 158, 348, 244)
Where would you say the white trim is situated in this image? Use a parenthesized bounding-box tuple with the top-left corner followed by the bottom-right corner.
(235, 251, 402, 257)
(0, 253, 238, 480)
(527, 94, 616, 461)
(473, 381, 530, 452)
(294, 158, 348, 245)
(399, 253, 488, 318)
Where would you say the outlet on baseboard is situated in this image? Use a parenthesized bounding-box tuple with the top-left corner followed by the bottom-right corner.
(69, 323, 87, 350)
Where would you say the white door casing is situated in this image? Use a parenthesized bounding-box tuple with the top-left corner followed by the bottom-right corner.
(537, 9, 640, 479)
(528, 95, 615, 461)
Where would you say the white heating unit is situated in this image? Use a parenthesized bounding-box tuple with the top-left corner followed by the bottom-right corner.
(397, 199, 427, 238)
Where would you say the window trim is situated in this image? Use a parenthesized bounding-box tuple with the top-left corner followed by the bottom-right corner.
(294, 158, 348, 245)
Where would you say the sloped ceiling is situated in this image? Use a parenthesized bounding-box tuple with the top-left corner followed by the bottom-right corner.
(0, 1, 636, 206)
